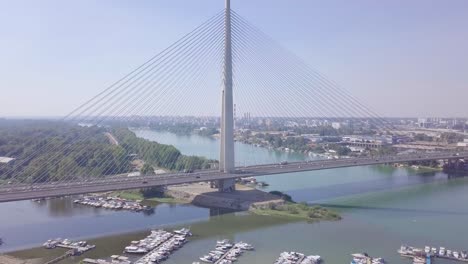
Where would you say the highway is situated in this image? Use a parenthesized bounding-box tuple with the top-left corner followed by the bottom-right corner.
(0, 151, 465, 203)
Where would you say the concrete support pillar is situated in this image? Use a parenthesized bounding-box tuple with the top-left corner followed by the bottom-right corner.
(217, 0, 236, 192)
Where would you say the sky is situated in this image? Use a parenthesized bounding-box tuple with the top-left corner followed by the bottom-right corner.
(0, 0, 467, 118)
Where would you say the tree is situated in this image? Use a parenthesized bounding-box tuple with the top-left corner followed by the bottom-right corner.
(141, 163, 154, 175)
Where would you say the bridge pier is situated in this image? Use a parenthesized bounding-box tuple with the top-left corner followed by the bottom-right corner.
(211, 178, 236, 192)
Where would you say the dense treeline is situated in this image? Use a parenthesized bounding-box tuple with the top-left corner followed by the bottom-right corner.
(0, 120, 129, 182)
(149, 123, 218, 137)
(113, 128, 215, 172)
(0, 120, 215, 183)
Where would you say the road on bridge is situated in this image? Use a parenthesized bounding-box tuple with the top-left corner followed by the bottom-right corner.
(0, 151, 465, 203)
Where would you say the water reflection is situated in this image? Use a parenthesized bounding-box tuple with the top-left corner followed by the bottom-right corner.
(31, 197, 108, 217)
(209, 207, 238, 217)
(447, 171, 468, 179)
(317, 203, 468, 216)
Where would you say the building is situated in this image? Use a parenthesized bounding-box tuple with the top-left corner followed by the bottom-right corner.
(331, 122, 341, 130)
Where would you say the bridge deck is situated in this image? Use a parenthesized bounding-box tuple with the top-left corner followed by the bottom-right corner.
(0, 152, 465, 203)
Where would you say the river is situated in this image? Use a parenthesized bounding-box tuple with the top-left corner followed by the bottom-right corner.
(2, 130, 468, 264)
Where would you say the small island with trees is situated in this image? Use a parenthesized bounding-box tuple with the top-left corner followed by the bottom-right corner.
(250, 191, 342, 222)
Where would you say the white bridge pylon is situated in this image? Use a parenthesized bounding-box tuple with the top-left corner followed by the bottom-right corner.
(217, 0, 236, 192)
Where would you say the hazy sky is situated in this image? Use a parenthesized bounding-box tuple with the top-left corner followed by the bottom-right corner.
(0, 0, 467, 118)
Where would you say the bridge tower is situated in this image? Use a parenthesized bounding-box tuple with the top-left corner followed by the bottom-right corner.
(218, 0, 236, 192)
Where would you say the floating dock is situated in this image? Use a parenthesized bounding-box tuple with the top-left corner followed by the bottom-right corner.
(43, 238, 95, 263)
(399, 245, 468, 263)
(74, 195, 151, 212)
(198, 240, 253, 263)
(83, 255, 131, 264)
(133, 228, 191, 264)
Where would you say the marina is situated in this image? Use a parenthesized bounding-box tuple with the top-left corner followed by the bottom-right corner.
(73, 195, 152, 212)
(273, 251, 321, 264)
(399, 245, 468, 263)
(125, 228, 191, 263)
(197, 239, 253, 264)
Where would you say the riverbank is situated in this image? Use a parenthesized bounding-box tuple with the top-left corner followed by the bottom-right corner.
(0, 255, 41, 264)
(111, 183, 285, 211)
(113, 183, 341, 222)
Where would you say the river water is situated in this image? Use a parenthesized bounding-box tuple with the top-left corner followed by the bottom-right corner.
(2, 130, 468, 264)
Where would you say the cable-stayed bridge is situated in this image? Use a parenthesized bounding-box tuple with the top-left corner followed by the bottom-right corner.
(0, 152, 466, 203)
(0, 0, 464, 202)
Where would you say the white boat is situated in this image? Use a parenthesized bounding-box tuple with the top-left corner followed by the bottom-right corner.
(413, 257, 425, 264)
(439, 247, 446, 256)
(454, 251, 460, 258)
(352, 253, 367, 258)
(461, 251, 468, 259)
(200, 255, 214, 263)
(174, 228, 192, 236)
(124, 246, 148, 254)
(372, 258, 385, 264)
(424, 246, 430, 254)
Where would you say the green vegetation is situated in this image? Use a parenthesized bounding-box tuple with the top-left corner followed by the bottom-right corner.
(114, 127, 216, 171)
(327, 144, 352, 156)
(112, 188, 187, 204)
(252, 190, 341, 221)
(140, 163, 155, 175)
(150, 123, 196, 134)
(244, 131, 352, 155)
(0, 120, 129, 182)
(0, 120, 216, 183)
(414, 132, 464, 144)
(269, 190, 293, 202)
(149, 123, 218, 137)
(370, 145, 397, 156)
(251, 202, 341, 221)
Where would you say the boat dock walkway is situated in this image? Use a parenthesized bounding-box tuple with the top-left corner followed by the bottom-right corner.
(83, 258, 111, 264)
(44, 250, 74, 264)
(214, 246, 241, 264)
(83, 254, 131, 264)
(434, 255, 468, 262)
(134, 233, 174, 264)
(133, 231, 193, 264)
(399, 245, 468, 263)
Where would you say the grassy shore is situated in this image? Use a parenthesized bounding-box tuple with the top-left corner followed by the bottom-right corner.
(111, 190, 188, 204)
(250, 202, 341, 222)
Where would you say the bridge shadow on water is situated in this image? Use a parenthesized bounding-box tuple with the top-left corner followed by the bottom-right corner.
(315, 203, 468, 216)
